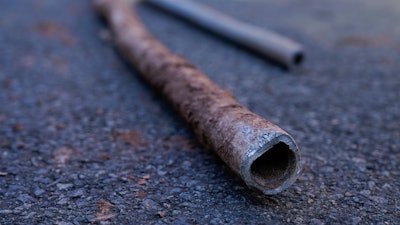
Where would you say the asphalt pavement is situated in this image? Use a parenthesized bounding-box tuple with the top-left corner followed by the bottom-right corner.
(0, 0, 399, 224)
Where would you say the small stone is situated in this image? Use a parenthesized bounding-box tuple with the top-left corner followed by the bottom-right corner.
(329, 194, 344, 200)
(351, 157, 366, 172)
(142, 199, 160, 211)
(94, 199, 114, 221)
(182, 161, 191, 167)
(17, 194, 34, 203)
(34, 188, 45, 197)
(57, 198, 69, 205)
(179, 192, 191, 201)
(23, 211, 35, 219)
(157, 211, 166, 218)
(69, 189, 85, 198)
(0, 209, 13, 214)
(181, 202, 196, 207)
(307, 198, 314, 204)
(108, 173, 118, 178)
(367, 181, 376, 190)
(53, 147, 73, 166)
(170, 188, 181, 194)
(330, 119, 339, 125)
(344, 192, 353, 197)
(320, 166, 334, 173)
(157, 170, 167, 176)
(293, 186, 302, 193)
(195, 186, 205, 191)
(185, 180, 198, 188)
(75, 199, 89, 207)
(359, 190, 370, 196)
(44, 210, 54, 217)
(57, 183, 73, 191)
(138, 179, 147, 185)
(309, 218, 324, 225)
(351, 216, 361, 225)
(13, 203, 32, 213)
(55, 222, 74, 225)
(135, 190, 147, 199)
(210, 217, 223, 225)
(0, 171, 8, 176)
(370, 196, 388, 204)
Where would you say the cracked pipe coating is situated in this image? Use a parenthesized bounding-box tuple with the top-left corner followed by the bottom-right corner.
(93, 0, 301, 194)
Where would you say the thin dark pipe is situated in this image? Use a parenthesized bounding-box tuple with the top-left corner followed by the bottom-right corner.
(145, 0, 304, 68)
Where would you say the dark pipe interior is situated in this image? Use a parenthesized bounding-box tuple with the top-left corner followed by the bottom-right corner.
(250, 142, 296, 189)
(293, 52, 304, 65)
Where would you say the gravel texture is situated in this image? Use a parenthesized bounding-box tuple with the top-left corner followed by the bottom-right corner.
(1, 0, 399, 224)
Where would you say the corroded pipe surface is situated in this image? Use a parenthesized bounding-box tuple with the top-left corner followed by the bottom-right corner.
(145, 0, 304, 68)
(93, 0, 301, 194)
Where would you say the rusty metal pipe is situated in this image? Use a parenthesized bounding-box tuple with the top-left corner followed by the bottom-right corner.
(93, 0, 301, 194)
(145, 0, 304, 68)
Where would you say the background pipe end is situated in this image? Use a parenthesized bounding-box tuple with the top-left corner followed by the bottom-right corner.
(292, 51, 304, 66)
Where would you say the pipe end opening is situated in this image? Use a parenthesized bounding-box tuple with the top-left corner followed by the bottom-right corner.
(292, 52, 304, 65)
(250, 142, 297, 189)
